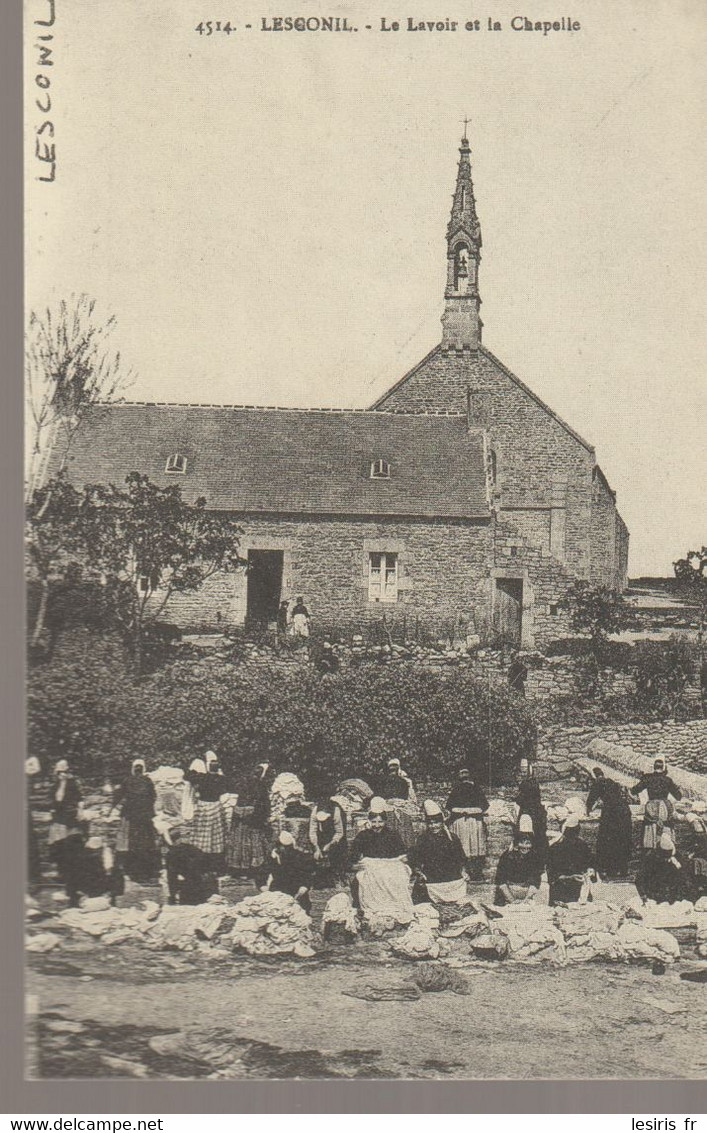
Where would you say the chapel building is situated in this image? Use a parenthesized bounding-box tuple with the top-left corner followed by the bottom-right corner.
(56, 134, 629, 649)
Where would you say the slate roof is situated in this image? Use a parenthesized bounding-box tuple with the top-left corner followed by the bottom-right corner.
(55, 404, 490, 519)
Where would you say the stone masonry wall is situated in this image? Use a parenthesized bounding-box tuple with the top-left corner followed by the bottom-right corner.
(492, 513, 575, 647)
(589, 472, 628, 593)
(375, 346, 596, 580)
(536, 720, 707, 779)
(163, 514, 493, 636)
(158, 511, 580, 649)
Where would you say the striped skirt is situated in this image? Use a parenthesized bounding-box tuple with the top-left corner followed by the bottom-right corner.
(449, 815, 487, 859)
(182, 800, 228, 855)
(226, 806, 270, 871)
(386, 800, 418, 850)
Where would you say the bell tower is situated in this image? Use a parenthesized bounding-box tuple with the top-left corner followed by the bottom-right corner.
(441, 125, 482, 352)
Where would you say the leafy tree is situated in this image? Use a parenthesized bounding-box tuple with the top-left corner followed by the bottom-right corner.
(25, 297, 134, 648)
(25, 475, 90, 653)
(78, 473, 246, 671)
(634, 637, 696, 719)
(562, 580, 631, 654)
(673, 548, 706, 649)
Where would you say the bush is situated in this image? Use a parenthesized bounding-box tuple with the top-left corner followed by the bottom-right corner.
(561, 581, 632, 647)
(634, 637, 697, 719)
(27, 632, 536, 789)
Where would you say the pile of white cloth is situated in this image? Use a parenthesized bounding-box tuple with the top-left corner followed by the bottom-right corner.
(57, 899, 163, 945)
(390, 904, 447, 960)
(228, 891, 317, 957)
(269, 773, 307, 821)
(322, 892, 360, 937)
(494, 901, 683, 964)
(146, 901, 231, 949)
(32, 891, 320, 956)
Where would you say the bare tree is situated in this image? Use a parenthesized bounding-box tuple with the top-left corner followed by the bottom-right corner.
(25, 296, 135, 650)
(25, 295, 134, 498)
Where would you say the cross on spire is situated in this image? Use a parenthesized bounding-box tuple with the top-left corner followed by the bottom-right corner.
(442, 129, 482, 351)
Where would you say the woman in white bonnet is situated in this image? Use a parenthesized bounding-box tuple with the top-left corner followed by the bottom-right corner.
(47, 759, 81, 850)
(407, 799, 469, 905)
(348, 797, 414, 926)
(113, 758, 159, 882)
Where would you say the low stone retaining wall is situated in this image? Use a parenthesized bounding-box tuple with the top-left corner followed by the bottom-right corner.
(187, 634, 702, 709)
(525, 663, 635, 701)
(537, 719, 707, 781)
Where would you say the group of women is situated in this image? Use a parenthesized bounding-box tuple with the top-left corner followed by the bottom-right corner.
(30, 749, 707, 914)
(497, 759, 707, 908)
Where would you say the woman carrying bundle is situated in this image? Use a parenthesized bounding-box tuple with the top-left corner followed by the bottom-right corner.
(631, 759, 682, 853)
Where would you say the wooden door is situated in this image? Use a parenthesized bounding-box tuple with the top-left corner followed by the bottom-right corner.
(493, 577, 523, 646)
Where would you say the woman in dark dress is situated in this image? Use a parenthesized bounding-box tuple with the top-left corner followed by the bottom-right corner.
(47, 759, 82, 883)
(114, 759, 160, 882)
(61, 832, 124, 907)
(226, 761, 273, 879)
(586, 767, 633, 877)
(266, 831, 315, 912)
(166, 828, 219, 906)
(546, 815, 595, 905)
(348, 798, 414, 925)
(494, 831, 543, 906)
(376, 758, 417, 849)
(408, 799, 469, 904)
(631, 759, 682, 851)
(446, 767, 489, 880)
(635, 831, 691, 904)
(309, 796, 347, 886)
(515, 776, 548, 864)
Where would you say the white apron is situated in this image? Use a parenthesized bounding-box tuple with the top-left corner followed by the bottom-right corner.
(357, 857, 414, 925)
(426, 877, 469, 904)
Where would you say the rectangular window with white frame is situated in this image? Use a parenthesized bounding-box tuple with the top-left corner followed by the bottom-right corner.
(368, 551, 398, 603)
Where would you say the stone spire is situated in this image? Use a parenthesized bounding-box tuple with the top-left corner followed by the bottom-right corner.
(441, 132, 482, 351)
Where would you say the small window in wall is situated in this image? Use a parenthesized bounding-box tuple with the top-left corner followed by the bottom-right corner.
(369, 552, 398, 603)
(138, 575, 150, 594)
(370, 459, 390, 479)
(549, 603, 559, 616)
(165, 453, 187, 474)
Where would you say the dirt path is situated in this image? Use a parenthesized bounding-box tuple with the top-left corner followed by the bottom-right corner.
(27, 950, 706, 1080)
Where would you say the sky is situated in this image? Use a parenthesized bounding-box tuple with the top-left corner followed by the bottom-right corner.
(25, 0, 706, 576)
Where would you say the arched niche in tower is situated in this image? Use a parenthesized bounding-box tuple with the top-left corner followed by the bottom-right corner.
(454, 242, 470, 291)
